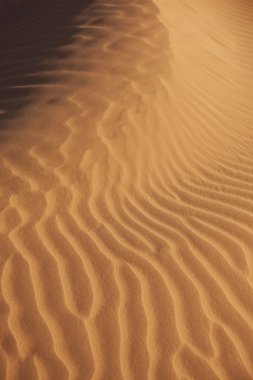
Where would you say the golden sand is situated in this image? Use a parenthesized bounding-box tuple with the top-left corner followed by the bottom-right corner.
(0, 0, 253, 379)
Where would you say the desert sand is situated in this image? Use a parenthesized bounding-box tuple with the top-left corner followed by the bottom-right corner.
(0, 0, 253, 379)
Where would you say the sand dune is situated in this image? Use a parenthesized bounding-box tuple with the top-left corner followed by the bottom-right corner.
(0, 0, 253, 379)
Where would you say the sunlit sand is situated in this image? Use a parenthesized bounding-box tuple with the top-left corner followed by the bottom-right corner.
(0, 0, 253, 379)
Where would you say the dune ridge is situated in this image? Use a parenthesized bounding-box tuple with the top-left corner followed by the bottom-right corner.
(1, 0, 253, 379)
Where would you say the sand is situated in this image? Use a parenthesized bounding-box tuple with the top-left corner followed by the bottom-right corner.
(0, 0, 253, 379)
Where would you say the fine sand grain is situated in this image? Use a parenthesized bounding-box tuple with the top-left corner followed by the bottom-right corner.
(0, 0, 253, 379)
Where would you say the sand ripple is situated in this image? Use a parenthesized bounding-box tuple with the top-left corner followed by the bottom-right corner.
(0, 0, 253, 379)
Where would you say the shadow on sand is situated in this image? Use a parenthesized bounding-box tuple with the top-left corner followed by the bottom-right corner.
(0, 0, 94, 126)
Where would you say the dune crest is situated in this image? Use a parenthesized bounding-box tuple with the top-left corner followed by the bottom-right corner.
(1, 0, 253, 379)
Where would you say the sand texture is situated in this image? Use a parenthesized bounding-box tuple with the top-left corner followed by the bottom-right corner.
(0, 0, 253, 379)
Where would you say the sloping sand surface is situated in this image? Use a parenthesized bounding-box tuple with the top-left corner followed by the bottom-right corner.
(0, 0, 253, 379)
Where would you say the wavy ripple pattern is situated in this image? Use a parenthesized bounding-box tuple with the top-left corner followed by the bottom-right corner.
(0, 0, 253, 379)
